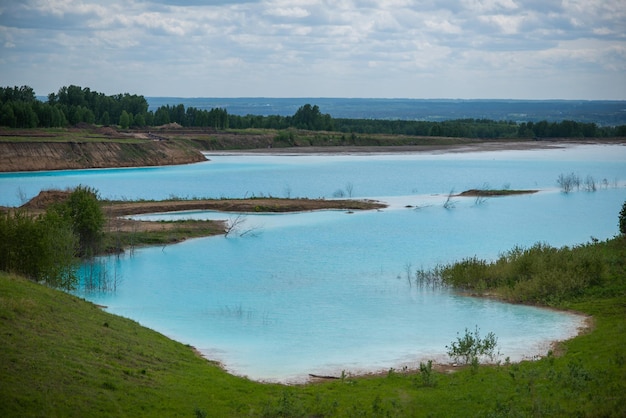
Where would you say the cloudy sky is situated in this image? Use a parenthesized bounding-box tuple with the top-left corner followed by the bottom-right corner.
(1, 0, 624, 99)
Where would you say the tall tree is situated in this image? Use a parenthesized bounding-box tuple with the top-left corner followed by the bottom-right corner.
(119, 110, 130, 129)
(52, 186, 105, 257)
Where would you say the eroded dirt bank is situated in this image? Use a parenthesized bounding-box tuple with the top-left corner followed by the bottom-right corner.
(0, 141, 206, 172)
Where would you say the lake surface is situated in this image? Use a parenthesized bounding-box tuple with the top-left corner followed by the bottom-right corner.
(1, 144, 625, 382)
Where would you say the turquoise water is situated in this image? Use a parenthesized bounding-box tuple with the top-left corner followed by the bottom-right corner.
(2, 144, 625, 382)
(2, 145, 625, 206)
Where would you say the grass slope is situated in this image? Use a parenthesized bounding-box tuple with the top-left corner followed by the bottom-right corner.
(0, 273, 283, 417)
(1, 237, 625, 417)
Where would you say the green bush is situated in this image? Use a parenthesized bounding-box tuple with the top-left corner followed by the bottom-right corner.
(0, 210, 78, 288)
(0, 185, 104, 288)
(52, 185, 105, 257)
(439, 242, 606, 305)
(446, 326, 498, 365)
(418, 360, 436, 387)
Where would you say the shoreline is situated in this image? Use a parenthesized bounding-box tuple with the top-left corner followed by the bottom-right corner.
(11, 141, 615, 386)
(202, 139, 626, 156)
(1, 137, 624, 173)
(210, 299, 592, 385)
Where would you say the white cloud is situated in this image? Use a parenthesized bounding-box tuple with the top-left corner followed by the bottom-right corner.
(0, 0, 623, 99)
(264, 6, 310, 18)
(478, 13, 528, 35)
(423, 17, 462, 35)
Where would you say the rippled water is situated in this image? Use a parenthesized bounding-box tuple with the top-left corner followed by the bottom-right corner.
(2, 144, 624, 382)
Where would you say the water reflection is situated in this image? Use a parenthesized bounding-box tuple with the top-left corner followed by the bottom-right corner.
(79, 258, 123, 294)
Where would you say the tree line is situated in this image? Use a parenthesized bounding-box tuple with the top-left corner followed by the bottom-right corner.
(2, 85, 625, 138)
(0, 85, 229, 130)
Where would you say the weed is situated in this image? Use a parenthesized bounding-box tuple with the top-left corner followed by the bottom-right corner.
(418, 360, 436, 387)
(446, 326, 499, 365)
(101, 381, 116, 391)
(194, 407, 208, 418)
(565, 359, 593, 391)
(262, 390, 305, 418)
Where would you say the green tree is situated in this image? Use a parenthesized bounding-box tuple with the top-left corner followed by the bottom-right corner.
(54, 186, 105, 257)
(119, 110, 130, 129)
(292, 104, 332, 130)
(36, 210, 79, 289)
(100, 111, 110, 126)
(133, 113, 145, 127)
(0, 103, 17, 127)
(154, 107, 170, 126)
(0, 85, 36, 103)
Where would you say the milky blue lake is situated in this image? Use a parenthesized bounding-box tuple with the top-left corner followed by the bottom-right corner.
(1, 144, 624, 382)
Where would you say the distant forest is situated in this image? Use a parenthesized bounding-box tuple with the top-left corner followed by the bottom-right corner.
(2, 85, 625, 139)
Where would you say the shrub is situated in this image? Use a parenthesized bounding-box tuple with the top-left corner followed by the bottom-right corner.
(52, 185, 105, 257)
(440, 256, 490, 289)
(418, 360, 436, 387)
(0, 210, 78, 289)
(438, 242, 606, 305)
(446, 326, 498, 365)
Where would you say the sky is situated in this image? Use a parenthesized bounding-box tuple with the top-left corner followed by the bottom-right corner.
(0, 0, 624, 99)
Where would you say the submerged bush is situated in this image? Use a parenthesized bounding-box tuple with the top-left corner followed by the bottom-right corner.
(557, 172, 581, 193)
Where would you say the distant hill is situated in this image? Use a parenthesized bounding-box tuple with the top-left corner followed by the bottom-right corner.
(146, 98, 626, 126)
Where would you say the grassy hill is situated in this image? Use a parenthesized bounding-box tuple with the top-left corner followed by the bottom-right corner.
(1, 236, 626, 417)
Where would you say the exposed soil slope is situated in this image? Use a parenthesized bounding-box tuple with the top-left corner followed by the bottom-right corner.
(2, 126, 624, 172)
(0, 140, 206, 172)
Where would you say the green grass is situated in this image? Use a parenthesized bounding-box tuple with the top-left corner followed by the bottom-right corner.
(1, 236, 625, 417)
(0, 135, 147, 144)
(0, 127, 148, 143)
(0, 272, 282, 417)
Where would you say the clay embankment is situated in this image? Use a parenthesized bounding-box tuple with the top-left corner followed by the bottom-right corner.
(103, 198, 386, 217)
(0, 141, 206, 172)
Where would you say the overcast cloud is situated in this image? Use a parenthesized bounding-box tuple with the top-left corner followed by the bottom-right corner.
(0, 0, 624, 99)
